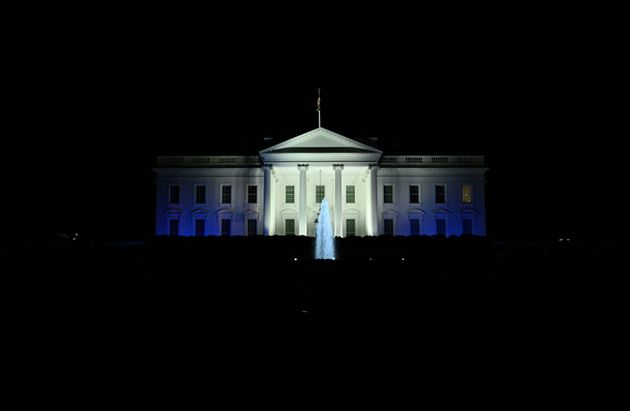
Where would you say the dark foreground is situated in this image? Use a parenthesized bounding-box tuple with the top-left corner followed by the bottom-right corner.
(3, 236, 628, 408)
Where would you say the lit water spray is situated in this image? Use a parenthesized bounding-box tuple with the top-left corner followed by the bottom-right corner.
(315, 197, 335, 260)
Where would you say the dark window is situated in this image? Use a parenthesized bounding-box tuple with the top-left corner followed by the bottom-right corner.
(346, 186, 355, 203)
(285, 186, 295, 203)
(316, 185, 325, 203)
(195, 185, 206, 204)
(346, 219, 356, 236)
(410, 219, 420, 236)
(247, 219, 257, 236)
(384, 218, 394, 235)
(169, 185, 180, 204)
(222, 186, 232, 204)
(409, 185, 419, 203)
(435, 185, 446, 204)
(285, 219, 295, 235)
(221, 219, 231, 236)
(169, 219, 179, 236)
(195, 219, 205, 237)
(384, 185, 393, 203)
(462, 219, 473, 235)
(436, 219, 446, 236)
(248, 185, 257, 204)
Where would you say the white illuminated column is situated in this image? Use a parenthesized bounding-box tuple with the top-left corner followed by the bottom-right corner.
(298, 164, 308, 236)
(263, 164, 272, 235)
(333, 164, 343, 236)
(364, 166, 372, 235)
(367, 164, 378, 236)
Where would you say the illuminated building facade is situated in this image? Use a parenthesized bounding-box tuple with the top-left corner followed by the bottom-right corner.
(154, 127, 487, 237)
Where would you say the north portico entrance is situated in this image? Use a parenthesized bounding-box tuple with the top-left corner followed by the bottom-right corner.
(259, 127, 382, 237)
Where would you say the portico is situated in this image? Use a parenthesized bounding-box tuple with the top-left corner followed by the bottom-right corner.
(259, 127, 382, 237)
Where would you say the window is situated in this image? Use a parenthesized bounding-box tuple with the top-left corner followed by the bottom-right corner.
(409, 185, 419, 204)
(384, 218, 394, 236)
(285, 219, 295, 236)
(410, 219, 420, 236)
(195, 185, 206, 204)
(221, 185, 232, 204)
(195, 219, 205, 237)
(435, 185, 446, 204)
(221, 219, 231, 236)
(247, 219, 257, 236)
(169, 219, 179, 236)
(436, 219, 446, 236)
(169, 185, 180, 204)
(346, 186, 355, 203)
(384, 185, 393, 204)
(346, 219, 356, 236)
(285, 185, 295, 203)
(461, 184, 473, 204)
(316, 185, 325, 203)
(248, 185, 257, 204)
(462, 218, 473, 235)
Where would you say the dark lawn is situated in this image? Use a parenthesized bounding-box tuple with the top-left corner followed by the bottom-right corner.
(3, 236, 627, 408)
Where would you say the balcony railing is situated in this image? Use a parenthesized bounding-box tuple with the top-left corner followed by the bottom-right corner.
(156, 156, 262, 167)
(157, 155, 483, 167)
(380, 155, 484, 166)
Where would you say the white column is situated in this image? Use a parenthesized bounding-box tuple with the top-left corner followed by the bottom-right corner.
(298, 164, 308, 236)
(367, 164, 378, 236)
(365, 166, 372, 236)
(263, 165, 272, 236)
(333, 164, 343, 237)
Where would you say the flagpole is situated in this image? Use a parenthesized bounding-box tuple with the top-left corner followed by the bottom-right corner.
(317, 88, 321, 128)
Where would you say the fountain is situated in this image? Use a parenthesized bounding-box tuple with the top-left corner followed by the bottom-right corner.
(315, 197, 335, 260)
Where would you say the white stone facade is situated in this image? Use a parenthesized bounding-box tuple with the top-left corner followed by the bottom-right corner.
(154, 128, 488, 237)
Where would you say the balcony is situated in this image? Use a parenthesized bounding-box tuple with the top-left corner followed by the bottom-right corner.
(156, 156, 262, 167)
(380, 155, 484, 166)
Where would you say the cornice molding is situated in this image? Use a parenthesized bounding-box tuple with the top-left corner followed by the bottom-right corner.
(459, 208, 479, 215)
(382, 208, 400, 216)
(262, 152, 382, 163)
(155, 166, 487, 177)
(407, 208, 426, 215)
(431, 208, 452, 215)
(162, 207, 182, 215)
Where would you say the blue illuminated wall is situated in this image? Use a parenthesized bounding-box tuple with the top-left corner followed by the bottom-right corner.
(375, 174, 486, 237)
(154, 169, 264, 237)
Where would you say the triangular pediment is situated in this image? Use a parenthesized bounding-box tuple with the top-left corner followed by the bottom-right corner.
(260, 127, 381, 154)
(432, 208, 452, 215)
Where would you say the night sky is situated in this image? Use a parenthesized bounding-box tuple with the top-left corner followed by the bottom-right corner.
(4, 15, 622, 243)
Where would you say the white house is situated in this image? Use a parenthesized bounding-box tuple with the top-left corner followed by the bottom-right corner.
(154, 127, 488, 237)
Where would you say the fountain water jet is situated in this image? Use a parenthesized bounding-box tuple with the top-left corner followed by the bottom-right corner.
(315, 197, 335, 260)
